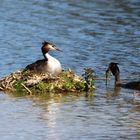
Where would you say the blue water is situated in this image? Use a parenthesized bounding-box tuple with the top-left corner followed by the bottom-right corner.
(0, 0, 140, 139)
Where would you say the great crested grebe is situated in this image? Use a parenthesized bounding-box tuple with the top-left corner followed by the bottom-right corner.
(106, 62, 140, 90)
(25, 41, 62, 75)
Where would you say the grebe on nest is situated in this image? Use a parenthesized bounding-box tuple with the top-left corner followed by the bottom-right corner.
(106, 62, 140, 90)
(25, 41, 62, 75)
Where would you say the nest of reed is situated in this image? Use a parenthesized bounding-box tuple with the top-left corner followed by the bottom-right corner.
(0, 68, 95, 95)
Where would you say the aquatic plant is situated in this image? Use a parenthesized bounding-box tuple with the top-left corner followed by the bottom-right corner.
(82, 68, 95, 92)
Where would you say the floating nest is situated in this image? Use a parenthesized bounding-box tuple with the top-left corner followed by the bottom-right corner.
(0, 68, 95, 95)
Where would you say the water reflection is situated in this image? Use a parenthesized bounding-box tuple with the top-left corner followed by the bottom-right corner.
(31, 95, 92, 139)
(29, 91, 140, 140)
(106, 86, 121, 98)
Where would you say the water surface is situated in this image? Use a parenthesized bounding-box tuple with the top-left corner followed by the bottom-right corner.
(0, 0, 140, 139)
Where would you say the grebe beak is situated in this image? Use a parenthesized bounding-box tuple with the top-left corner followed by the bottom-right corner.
(53, 45, 62, 52)
(106, 69, 109, 85)
(105, 67, 111, 85)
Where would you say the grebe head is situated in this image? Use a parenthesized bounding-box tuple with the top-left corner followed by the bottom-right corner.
(41, 41, 62, 59)
(106, 62, 120, 76)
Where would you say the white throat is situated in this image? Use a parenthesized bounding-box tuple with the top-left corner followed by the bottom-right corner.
(45, 53, 62, 75)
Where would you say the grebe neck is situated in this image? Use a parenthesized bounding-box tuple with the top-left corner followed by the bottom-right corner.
(115, 73, 122, 86)
(44, 53, 53, 60)
(43, 53, 49, 61)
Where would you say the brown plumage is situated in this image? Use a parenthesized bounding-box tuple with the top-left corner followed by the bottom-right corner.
(25, 59, 48, 73)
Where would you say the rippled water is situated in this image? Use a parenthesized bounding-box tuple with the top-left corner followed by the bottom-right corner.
(0, 0, 140, 139)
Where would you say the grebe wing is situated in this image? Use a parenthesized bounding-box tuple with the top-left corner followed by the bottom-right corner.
(25, 59, 47, 72)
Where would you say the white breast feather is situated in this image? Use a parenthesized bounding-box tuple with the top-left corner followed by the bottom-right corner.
(45, 53, 61, 74)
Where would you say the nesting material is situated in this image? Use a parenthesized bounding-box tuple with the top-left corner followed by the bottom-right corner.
(0, 68, 95, 95)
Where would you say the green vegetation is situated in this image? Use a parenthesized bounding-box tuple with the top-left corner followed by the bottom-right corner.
(82, 68, 95, 92)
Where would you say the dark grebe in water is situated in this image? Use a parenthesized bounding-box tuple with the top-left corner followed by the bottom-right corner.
(106, 62, 140, 90)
